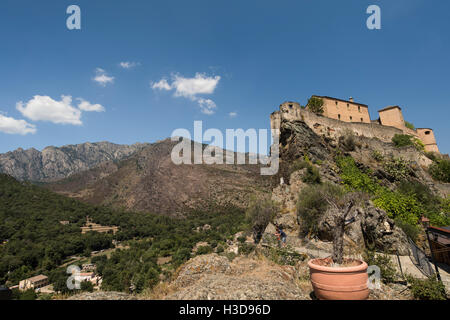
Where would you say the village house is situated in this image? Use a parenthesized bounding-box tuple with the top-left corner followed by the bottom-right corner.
(18, 275, 48, 291)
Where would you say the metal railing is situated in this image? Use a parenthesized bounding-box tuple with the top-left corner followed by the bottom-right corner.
(408, 237, 435, 278)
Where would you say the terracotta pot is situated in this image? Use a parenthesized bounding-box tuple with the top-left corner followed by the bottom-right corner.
(308, 258, 369, 300)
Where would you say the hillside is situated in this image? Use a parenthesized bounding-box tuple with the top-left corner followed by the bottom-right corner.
(0, 141, 149, 182)
(45, 139, 271, 216)
(0, 173, 249, 291)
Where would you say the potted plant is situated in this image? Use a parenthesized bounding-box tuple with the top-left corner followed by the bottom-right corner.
(308, 192, 370, 300)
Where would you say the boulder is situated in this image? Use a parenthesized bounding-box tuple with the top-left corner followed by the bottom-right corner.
(316, 201, 410, 255)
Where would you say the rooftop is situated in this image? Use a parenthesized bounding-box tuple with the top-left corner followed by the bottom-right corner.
(378, 106, 402, 112)
(24, 275, 48, 283)
(311, 95, 368, 107)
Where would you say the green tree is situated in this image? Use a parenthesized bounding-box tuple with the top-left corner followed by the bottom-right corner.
(19, 288, 37, 300)
(246, 197, 278, 244)
(404, 121, 415, 130)
(306, 97, 324, 115)
(80, 280, 94, 292)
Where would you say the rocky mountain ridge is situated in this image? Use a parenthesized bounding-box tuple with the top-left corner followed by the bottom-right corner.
(46, 139, 271, 216)
(0, 141, 149, 182)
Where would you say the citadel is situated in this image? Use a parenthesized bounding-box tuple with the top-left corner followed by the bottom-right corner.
(270, 95, 440, 153)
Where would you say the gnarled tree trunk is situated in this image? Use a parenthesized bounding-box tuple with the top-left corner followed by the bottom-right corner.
(332, 215, 346, 264)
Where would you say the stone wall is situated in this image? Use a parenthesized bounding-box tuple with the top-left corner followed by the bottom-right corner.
(270, 103, 440, 153)
(271, 107, 406, 144)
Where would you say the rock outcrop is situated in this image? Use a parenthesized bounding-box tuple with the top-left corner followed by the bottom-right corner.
(269, 119, 438, 255)
(164, 254, 310, 300)
(0, 141, 148, 182)
(316, 201, 410, 255)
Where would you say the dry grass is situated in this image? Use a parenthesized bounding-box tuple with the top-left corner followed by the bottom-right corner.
(139, 282, 175, 300)
(51, 292, 72, 300)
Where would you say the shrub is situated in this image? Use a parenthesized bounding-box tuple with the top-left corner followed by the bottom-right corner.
(245, 197, 278, 244)
(289, 159, 308, 176)
(237, 236, 246, 243)
(404, 121, 415, 130)
(238, 243, 255, 255)
(302, 164, 321, 184)
(336, 156, 421, 225)
(288, 158, 321, 184)
(392, 134, 414, 148)
(364, 250, 397, 284)
(424, 152, 438, 162)
(395, 218, 420, 242)
(80, 280, 94, 292)
(339, 131, 357, 152)
(407, 275, 446, 300)
(373, 190, 420, 225)
(297, 183, 346, 237)
(19, 289, 37, 300)
(382, 157, 412, 181)
(391, 134, 424, 151)
(264, 246, 306, 266)
(196, 245, 213, 255)
(371, 150, 384, 162)
(335, 156, 379, 194)
(429, 158, 450, 183)
(306, 97, 324, 115)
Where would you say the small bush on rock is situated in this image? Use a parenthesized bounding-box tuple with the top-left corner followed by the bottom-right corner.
(429, 158, 450, 183)
(392, 134, 414, 148)
(382, 157, 413, 181)
(246, 197, 278, 244)
(196, 245, 213, 255)
(407, 275, 447, 300)
(297, 183, 345, 237)
(364, 250, 397, 284)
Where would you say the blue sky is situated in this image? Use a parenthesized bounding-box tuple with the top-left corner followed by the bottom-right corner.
(0, 0, 449, 154)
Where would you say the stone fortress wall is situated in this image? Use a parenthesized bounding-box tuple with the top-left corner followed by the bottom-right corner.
(270, 96, 440, 153)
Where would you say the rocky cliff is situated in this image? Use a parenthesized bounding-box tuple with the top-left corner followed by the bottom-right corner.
(0, 141, 149, 182)
(270, 119, 449, 254)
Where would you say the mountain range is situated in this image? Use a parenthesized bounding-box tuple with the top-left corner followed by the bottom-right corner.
(0, 139, 271, 216)
(0, 141, 149, 182)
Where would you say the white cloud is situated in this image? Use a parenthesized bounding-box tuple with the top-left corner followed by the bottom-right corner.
(228, 112, 237, 118)
(119, 61, 139, 69)
(16, 95, 105, 125)
(198, 98, 217, 115)
(93, 68, 114, 86)
(17, 95, 82, 125)
(171, 73, 221, 99)
(77, 99, 105, 112)
(151, 73, 221, 115)
(151, 79, 172, 91)
(0, 114, 36, 135)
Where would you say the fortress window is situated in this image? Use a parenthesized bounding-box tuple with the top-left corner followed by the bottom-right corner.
(335, 101, 338, 105)
(358, 106, 361, 112)
(347, 104, 349, 109)
(350, 116, 353, 121)
(425, 131, 431, 135)
(338, 114, 341, 120)
(289, 104, 293, 108)
(361, 118, 363, 122)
